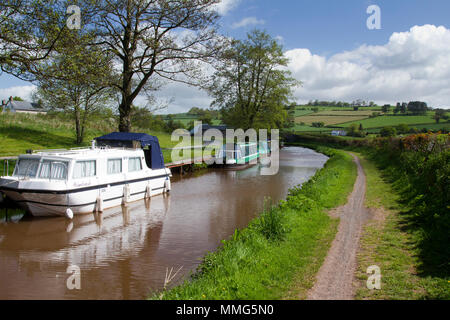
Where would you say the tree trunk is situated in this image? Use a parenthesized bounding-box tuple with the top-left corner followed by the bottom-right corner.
(119, 99, 132, 132)
(75, 106, 82, 144)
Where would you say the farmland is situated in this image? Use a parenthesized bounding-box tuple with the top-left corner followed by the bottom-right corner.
(336, 114, 436, 129)
(295, 115, 369, 126)
(292, 105, 449, 133)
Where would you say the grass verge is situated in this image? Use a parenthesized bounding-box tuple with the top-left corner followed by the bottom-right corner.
(152, 147, 357, 300)
(355, 154, 449, 300)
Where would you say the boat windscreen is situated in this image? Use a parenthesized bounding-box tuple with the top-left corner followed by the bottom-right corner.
(13, 159, 40, 178)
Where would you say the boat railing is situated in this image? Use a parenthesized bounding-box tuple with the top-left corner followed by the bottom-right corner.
(1, 157, 17, 177)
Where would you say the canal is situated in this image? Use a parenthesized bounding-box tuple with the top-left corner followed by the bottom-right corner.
(0, 147, 328, 300)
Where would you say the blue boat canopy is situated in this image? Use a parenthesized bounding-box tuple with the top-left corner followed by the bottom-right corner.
(95, 132, 165, 169)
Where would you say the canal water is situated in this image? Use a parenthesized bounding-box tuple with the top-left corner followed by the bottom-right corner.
(0, 147, 328, 300)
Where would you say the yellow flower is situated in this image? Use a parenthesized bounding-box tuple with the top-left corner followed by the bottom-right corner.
(202, 294, 206, 299)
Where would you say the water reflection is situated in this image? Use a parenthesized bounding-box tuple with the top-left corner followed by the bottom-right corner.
(0, 147, 328, 300)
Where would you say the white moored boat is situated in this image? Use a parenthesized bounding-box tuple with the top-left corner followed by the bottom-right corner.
(0, 133, 172, 218)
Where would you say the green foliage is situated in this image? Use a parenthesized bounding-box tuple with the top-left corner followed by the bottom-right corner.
(255, 199, 289, 242)
(346, 123, 366, 137)
(380, 126, 397, 137)
(395, 123, 410, 134)
(209, 30, 300, 130)
(362, 134, 449, 298)
(311, 121, 325, 128)
(407, 101, 428, 115)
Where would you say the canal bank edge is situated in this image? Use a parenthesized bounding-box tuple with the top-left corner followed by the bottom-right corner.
(151, 147, 358, 300)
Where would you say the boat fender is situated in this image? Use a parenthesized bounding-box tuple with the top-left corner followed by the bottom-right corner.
(145, 185, 152, 199)
(122, 185, 130, 205)
(95, 196, 103, 213)
(164, 178, 171, 193)
(65, 208, 74, 220)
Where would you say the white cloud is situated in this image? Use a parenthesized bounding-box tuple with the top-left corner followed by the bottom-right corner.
(232, 17, 265, 29)
(213, 0, 240, 16)
(286, 24, 450, 108)
(2, 25, 450, 113)
(0, 85, 36, 102)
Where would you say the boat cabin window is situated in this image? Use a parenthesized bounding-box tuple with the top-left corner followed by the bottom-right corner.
(73, 160, 96, 179)
(107, 159, 122, 175)
(39, 160, 68, 180)
(128, 157, 142, 172)
(13, 159, 40, 178)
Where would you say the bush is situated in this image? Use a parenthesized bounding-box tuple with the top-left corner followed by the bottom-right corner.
(396, 123, 410, 134)
(312, 121, 325, 128)
(380, 126, 397, 137)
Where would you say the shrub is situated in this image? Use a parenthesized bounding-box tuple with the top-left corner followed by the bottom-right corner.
(380, 126, 397, 137)
(312, 121, 325, 128)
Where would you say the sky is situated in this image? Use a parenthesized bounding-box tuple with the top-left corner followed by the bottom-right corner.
(1, 0, 450, 112)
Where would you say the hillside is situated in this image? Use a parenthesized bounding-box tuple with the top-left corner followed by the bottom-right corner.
(293, 106, 449, 133)
(0, 113, 176, 160)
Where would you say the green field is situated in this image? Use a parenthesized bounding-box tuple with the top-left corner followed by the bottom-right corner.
(290, 105, 447, 133)
(296, 115, 370, 126)
(336, 115, 437, 129)
(162, 113, 222, 127)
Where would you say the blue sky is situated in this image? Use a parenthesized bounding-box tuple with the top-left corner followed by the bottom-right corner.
(2, 0, 450, 110)
(220, 0, 450, 54)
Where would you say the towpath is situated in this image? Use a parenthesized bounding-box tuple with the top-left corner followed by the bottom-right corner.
(307, 154, 371, 300)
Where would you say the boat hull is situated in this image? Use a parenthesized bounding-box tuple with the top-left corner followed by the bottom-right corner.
(0, 172, 170, 217)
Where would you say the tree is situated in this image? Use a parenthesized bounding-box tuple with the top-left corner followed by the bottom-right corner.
(407, 101, 427, 115)
(209, 30, 299, 130)
(312, 122, 325, 128)
(0, 1, 69, 79)
(396, 123, 410, 134)
(82, 0, 222, 132)
(400, 102, 407, 114)
(433, 109, 447, 124)
(34, 31, 115, 144)
(380, 126, 397, 137)
(382, 104, 391, 113)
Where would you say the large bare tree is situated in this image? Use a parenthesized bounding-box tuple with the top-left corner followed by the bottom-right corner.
(84, 0, 222, 132)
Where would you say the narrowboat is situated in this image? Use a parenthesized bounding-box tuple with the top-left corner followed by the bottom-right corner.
(216, 141, 271, 168)
(0, 133, 171, 218)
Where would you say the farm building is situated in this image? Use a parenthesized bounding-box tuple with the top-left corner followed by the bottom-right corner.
(1, 96, 47, 115)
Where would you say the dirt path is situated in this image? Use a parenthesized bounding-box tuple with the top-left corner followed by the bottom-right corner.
(307, 154, 371, 300)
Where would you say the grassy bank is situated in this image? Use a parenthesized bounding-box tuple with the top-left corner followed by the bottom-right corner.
(0, 113, 192, 170)
(153, 147, 357, 300)
(355, 152, 449, 300)
(287, 134, 449, 300)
